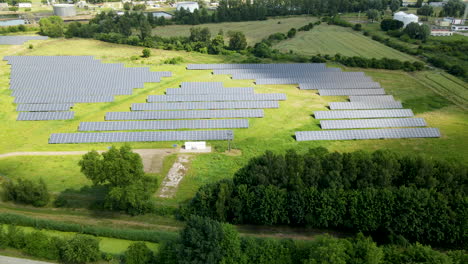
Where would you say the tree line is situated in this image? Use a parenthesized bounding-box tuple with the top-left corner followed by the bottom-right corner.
(182, 148, 467, 248)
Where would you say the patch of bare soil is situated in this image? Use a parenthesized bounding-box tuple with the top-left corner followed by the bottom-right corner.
(157, 155, 191, 198)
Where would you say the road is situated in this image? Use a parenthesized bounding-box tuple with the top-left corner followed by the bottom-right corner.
(0, 255, 55, 264)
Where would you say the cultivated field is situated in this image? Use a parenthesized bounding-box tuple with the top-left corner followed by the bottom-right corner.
(273, 25, 417, 61)
(0, 38, 466, 208)
(152, 16, 318, 44)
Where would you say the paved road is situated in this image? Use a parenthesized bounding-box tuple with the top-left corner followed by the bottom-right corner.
(0, 255, 55, 264)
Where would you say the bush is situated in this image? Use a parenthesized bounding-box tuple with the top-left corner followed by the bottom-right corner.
(353, 24, 362, 31)
(124, 242, 154, 264)
(3, 178, 50, 207)
(287, 28, 297, 38)
(28, 44, 33, 49)
(163, 56, 184, 64)
(142, 48, 151, 58)
(61, 235, 100, 264)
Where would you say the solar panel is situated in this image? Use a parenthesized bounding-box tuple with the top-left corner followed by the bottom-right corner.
(105, 109, 264, 120)
(49, 130, 234, 143)
(295, 128, 440, 141)
(79, 119, 249, 131)
(300, 82, 381, 89)
(349, 95, 395, 102)
(131, 101, 278, 111)
(180, 82, 224, 89)
(255, 77, 373, 85)
(329, 101, 403, 110)
(314, 109, 414, 119)
(0, 36, 49, 45)
(16, 103, 74, 112)
(232, 72, 366, 80)
(318, 89, 386, 96)
(166, 87, 254, 95)
(148, 94, 286, 102)
(320, 118, 427, 129)
(14, 95, 115, 104)
(17, 111, 74, 121)
(187, 63, 328, 70)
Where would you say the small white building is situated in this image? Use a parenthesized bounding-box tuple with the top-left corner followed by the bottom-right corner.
(394, 11, 419, 27)
(431, 29, 453, 36)
(152, 11, 173, 19)
(176, 1, 199, 12)
(0, 3, 9, 8)
(18, 3, 32, 8)
(452, 25, 468, 31)
(444, 17, 466, 25)
(184, 142, 206, 150)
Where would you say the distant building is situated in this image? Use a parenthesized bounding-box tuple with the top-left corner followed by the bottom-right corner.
(53, 4, 76, 17)
(429, 2, 446, 7)
(0, 3, 9, 8)
(444, 17, 466, 25)
(176, 2, 199, 13)
(430, 28, 453, 36)
(451, 25, 468, 31)
(394, 11, 419, 27)
(152, 11, 173, 19)
(436, 20, 451, 27)
(18, 3, 32, 8)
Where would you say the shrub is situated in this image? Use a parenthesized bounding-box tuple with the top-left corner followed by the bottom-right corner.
(3, 178, 50, 207)
(61, 235, 100, 264)
(353, 24, 362, 31)
(28, 44, 33, 49)
(163, 56, 184, 64)
(142, 48, 151, 58)
(124, 242, 154, 264)
(287, 28, 297, 38)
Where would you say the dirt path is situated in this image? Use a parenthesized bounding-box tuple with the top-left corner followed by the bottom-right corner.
(157, 155, 191, 198)
(0, 255, 55, 264)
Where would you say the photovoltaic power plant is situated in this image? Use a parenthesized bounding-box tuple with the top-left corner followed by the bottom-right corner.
(106, 109, 264, 120)
(16, 104, 74, 112)
(17, 111, 75, 121)
(79, 119, 249, 131)
(295, 128, 440, 141)
(148, 94, 286, 102)
(314, 109, 414, 119)
(318, 89, 386, 96)
(49, 130, 235, 144)
(132, 101, 279, 111)
(329, 101, 403, 110)
(0, 36, 49, 45)
(349, 95, 395, 102)
(320, 118, 427, 129)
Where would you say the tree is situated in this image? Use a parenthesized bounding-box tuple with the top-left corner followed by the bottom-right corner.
(123, 2, 131, 11)
(142, 48, 151, 58)
(366, 9, 380, 22)
(390, 0, 401, 13)
(415, 0, 423, 8)
(353, 24, 362, 31)
(227, 31, 247, 51)
(140, 20, 152, 39)
(404, 22, 430, 41)
(189, 27, 211, 42)
(287, 28, 297, 38)
(124, 242, 153, 264)
(417, 5, 434, 19)
(209, 34, 224, 54)
(443, 0, 465, 17)
(39, 16, 65, 37)
(303, 235, 351, 264)
(61, 235, 100, 264)
(380, 19, 404, 31)
(3, 178, 50, 207)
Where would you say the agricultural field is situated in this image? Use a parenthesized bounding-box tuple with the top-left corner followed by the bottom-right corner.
(273, 24, 417, 61)
(0, 38, 466, 210)
(152, 16, 318, 44)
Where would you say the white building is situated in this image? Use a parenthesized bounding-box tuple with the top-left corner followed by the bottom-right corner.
(393, 11, 419, 27)
(152, 11, 173, 19)
(18, 3, 32, 8)
(176, 1, 199, 12)
(452, 25, 468, 31)
(184, 142, 206, 150)
(431, 29, 453, 36)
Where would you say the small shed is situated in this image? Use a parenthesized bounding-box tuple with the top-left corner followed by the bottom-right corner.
(184, 142, 206, 150)
(18, 3, 32, 8)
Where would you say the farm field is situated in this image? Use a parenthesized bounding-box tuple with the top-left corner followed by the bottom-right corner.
(0, 38, 466, 209)
(273, 25, 417, 61)
(152, 16, 318, 45)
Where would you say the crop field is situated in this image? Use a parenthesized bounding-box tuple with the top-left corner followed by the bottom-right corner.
(273, 25, 417, 61)
(0, 38, 466, 208)
(152, 16, 318, 44)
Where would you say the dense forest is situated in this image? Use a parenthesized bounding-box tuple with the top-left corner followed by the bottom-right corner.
(182, 148, 468, 248)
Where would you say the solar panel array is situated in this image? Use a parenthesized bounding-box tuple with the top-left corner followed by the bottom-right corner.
(349, 95, 395, 102)
(106, 109, 265, 120)
(315, 109, 414, 119)
(6, 56, 170, 122)
(299, 82, 381, 89)
(49, 130, 234, 144)
(319, 89, 386, 96)
(17, 111, 75, 121)
(295, 128, 440, 141)
(0, 36, 49, 45)
(188, 63, 327, 70)
(329, 101, 403, 110)
(132, 101, 278, 111)
(320, 118, 427, 129)
(148, 94, 286, 102)
(166, 87, 254, 95)
(79, 119, 249, 131)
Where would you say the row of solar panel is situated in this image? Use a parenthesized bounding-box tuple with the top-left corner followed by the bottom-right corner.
(187, 63, 328, 70)
(4, 55, 95, 61)
(349, 95, 395, 102)
(255, 77, 373, 85)
(49, 130, 234, 144)
(212, 68, 340, 75)
(320, 118, 426, 129)
(180, 82, 224, 89)
(12, 89, 135, 97)
(132, 101, 279, 111)
(314, 109, 414, 119)
(230, 72, 366, 80)
(0, 36, 49, 45)
(295, 128, 440, 141)
(300, 82, 381, 89)
(15, 95, 115, 104)
(329, 101, 403, 110)
(148, 94, 287, 102)
(166, 87, 254, 95)
(17, 111, 75, 121)
(17, 104, 74, 112)
(106, 109, 265, 120)
(79, 119, 249, 131)
(318, 89, 386, 96)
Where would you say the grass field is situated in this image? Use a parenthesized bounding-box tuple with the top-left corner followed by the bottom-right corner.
(0, 37, 467, 211)
(1, 224, 159, 255)
(273, 25, 417, 61)
(152, 16, 318, 45)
